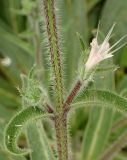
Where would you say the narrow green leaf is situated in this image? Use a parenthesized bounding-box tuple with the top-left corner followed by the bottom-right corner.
(87, 0, 101, 12)
(0, 24, 34, 56)
(73, 89, 127, 159)
(62, 0, 88, 89)
(4, 106, 51, 156)
(73, 89, 127, 115)
(0, 88, 20, 108)
(100, 0, 127, 65)
(21, 70, 55, 160)
(101, 129, 127, 160)
(80, 59, 115, 160)
(27, 121, 55, 160)
(76, 32, 86, 51)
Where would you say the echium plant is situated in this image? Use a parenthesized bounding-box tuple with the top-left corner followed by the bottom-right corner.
(4, 0, 127, 160)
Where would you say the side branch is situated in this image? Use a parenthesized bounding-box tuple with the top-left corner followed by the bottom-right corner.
(45, 103, 54, 113)
(64, 80, 82, 112)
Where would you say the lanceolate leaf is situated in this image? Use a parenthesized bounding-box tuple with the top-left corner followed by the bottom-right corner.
(27, 121, 55, 160)
(4, 106, 52, 155)
(72, 89, 127, 115)
(0, 25, 34, 55)
(79, 18, 116, 159)
(20, 70, 55, 160)
(100, 0, 127, 66)
(87, 0, 102, 12)
(101, 129, 127, 160)
(73, 89, 127, 159)
(62, 0, 88, 89)
(0, 88, 20, 109)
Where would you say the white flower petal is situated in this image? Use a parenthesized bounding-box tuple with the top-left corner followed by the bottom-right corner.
(98, 24, 115, 54)
(85, 24, 126, 72)
(103, 54, 113, 60)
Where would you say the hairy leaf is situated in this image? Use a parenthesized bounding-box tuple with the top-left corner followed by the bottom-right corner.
(27, 121, 55, 160)
(72, 90, 127, 115)
(4, 106, 51, 155)
(62, 0, 88, 88)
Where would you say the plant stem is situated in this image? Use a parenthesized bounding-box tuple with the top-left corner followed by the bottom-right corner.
(45, 103, 54, 113)
(42, 0, 64, 111)
(64, 80, 82, 111)
(54, 80, 82, 160)
(54, 113, 69, 160)
(42, 1, 83, 160)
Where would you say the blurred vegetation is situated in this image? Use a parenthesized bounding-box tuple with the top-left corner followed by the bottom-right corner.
(0, 0, 127, 160)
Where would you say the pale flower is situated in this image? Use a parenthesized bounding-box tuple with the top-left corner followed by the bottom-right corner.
(85, 24, 127, 72)
(1, 56, 12, 67)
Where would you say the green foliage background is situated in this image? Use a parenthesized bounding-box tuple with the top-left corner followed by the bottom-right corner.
(0, 0, 127, 159)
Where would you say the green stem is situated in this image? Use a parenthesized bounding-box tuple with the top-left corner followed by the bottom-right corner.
(42, 0, 64, 111)
(54, 113, 69, 160)
(41, 1, 85, 160)
(54, 80, 82, 160)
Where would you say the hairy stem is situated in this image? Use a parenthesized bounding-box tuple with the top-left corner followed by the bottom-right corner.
(42, 0, 63, 111)
(64, 80, 82, 111)
(42, 1, 85, 160)
(53, 80, 82, 160)
(54, 113, 69, 160)
(54, 80, 82, 160)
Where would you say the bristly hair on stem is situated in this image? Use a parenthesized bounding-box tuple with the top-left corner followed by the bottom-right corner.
(40, 1, 69, 160)
(40, 0, 64, 112)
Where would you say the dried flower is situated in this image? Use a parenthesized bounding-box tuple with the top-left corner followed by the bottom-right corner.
(85, 24, 127, 72)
